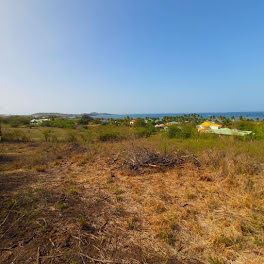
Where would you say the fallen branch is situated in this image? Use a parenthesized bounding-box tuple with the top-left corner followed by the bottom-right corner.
(36, 247, 40, 264)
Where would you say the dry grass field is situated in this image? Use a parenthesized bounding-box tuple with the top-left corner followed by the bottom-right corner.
(1, 130, 264, 263)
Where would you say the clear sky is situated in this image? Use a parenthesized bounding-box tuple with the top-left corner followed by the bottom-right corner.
(1, 0, 264, 115)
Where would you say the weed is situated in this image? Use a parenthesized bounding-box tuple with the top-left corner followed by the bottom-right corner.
(214, 234, 242, 248)
(98, 132, 119, 142)
(116, 196, 124, 202)
(161, 230, 176, 246)
(35, 165, 46, 172)
(56, 201, 68, 210)
(127, 217, 138, 230)
(67, 188, 78, 195)
(209, 256, 223, 264)
(114, 189, 125, 195)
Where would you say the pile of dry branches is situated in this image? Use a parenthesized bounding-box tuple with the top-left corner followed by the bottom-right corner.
(122, 146, 201, 173)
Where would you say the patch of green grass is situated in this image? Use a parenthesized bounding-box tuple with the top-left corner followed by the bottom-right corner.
(161, 230, 176, 246)
(114, 189, 125, 195)
(208, 256, 223, 264)
(116, 196, 124, 202)
(67, 188, 78, 195)
(127, 217, 138, 230)
(215, 234, 242, 248)
(56, 201, 68, 210)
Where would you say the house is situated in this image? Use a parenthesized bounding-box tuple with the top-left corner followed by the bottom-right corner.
(205, 128, 253, 136)
(30, 118, 50, 124)
(155, 124, 165, 128)
(166, 121, 179, 126)
(130, 119, 137, 125)
(101, 119, 110, 124)
(197, 121, 222, 132)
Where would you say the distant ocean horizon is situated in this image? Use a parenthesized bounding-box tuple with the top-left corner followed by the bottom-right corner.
(93, 111, 264, 120)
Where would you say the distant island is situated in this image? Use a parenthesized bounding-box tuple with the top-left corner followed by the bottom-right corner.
(32, 112, 112, 118)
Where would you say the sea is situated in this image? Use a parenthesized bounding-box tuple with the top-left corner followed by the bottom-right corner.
(92, 112, 264, 120)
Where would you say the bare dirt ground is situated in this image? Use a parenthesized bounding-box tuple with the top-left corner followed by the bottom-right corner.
(1, 141, 264, 264)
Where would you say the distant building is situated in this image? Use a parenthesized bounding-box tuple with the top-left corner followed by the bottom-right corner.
(166, 121, 180, 126)
(130, 119, 137, 125)
(155, 124, 165, 128)
(198, 121, 222, 132)
(101, 119, 110, 124)
(30, 118, 50, 124)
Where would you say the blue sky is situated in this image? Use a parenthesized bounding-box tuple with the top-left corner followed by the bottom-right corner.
(1, 0, 264, 115)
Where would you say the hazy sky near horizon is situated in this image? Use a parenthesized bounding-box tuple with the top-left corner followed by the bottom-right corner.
(1, 0, 264, 115)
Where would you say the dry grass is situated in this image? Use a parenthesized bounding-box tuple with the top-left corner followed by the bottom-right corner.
(1, 139, 264, 263)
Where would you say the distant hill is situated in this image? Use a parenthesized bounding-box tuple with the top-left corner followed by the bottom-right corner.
(31, 112, 112, 118)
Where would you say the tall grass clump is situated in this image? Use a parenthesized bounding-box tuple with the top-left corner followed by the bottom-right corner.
(2, 129, 30, 142)
(65, 130, 78, 142)
(98, 131, 120, 142)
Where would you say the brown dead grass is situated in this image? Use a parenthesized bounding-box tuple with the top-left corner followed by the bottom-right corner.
(1, 140, 264, 264)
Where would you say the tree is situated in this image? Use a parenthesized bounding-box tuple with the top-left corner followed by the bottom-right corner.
(78, 114, 93, 125)
(135, 118, 146, 127)
(42, 129, 54, 142)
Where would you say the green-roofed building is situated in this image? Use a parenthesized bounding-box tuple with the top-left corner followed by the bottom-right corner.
(205, 128, 253, 136)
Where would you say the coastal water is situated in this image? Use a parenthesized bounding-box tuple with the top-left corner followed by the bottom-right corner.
(93, 112, 264, 120)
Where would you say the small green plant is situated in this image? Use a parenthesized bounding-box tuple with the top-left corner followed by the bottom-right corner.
(116, 196, 123, 202)
(56, 201, 67, 210)
(68, 188, 78, 195)
(127, 217, 138, 230)
(215, 234, 242, 248)
(161, 230, 176, 245)
(40, 223, 50, 233)
(107, 177, 115, 184)
(114, 189, 125, 195)
(208, 256, 223, 264)
(79, 216, 94, 231)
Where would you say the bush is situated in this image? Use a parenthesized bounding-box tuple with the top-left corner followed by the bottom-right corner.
(78, 114, 93, 125)
(166, 124, 198, 139)
(3, 130, 30, 142)
(42, 119, 75, 129)
(3, 116, 30, 127)
(65, 131, 78, 142)
(234, 120, 255, 131)
(167, 126, 183, 139)
(135, 118, 146, 127)
(181, 124, 198, 138)
(253, 123, 264, 139)
(98, 132, 119, 142)
(42, 129, 54, 142)
(134, 127, 156, 138)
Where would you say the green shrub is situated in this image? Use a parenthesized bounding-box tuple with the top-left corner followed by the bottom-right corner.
(134, 118, 146, 127)
(253, 123, 264, 139)
(3, 116, 30, 127)
(133, 127, 156, 138)
(234, 120, 255, 131)
(78, 114, 93, 125)
(42, 118, 75, 129)
(42, 128, 54, 142)
(98, 132, 119, 142)
(166, 124, 198, 139)
(166, 125, 182, 139)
